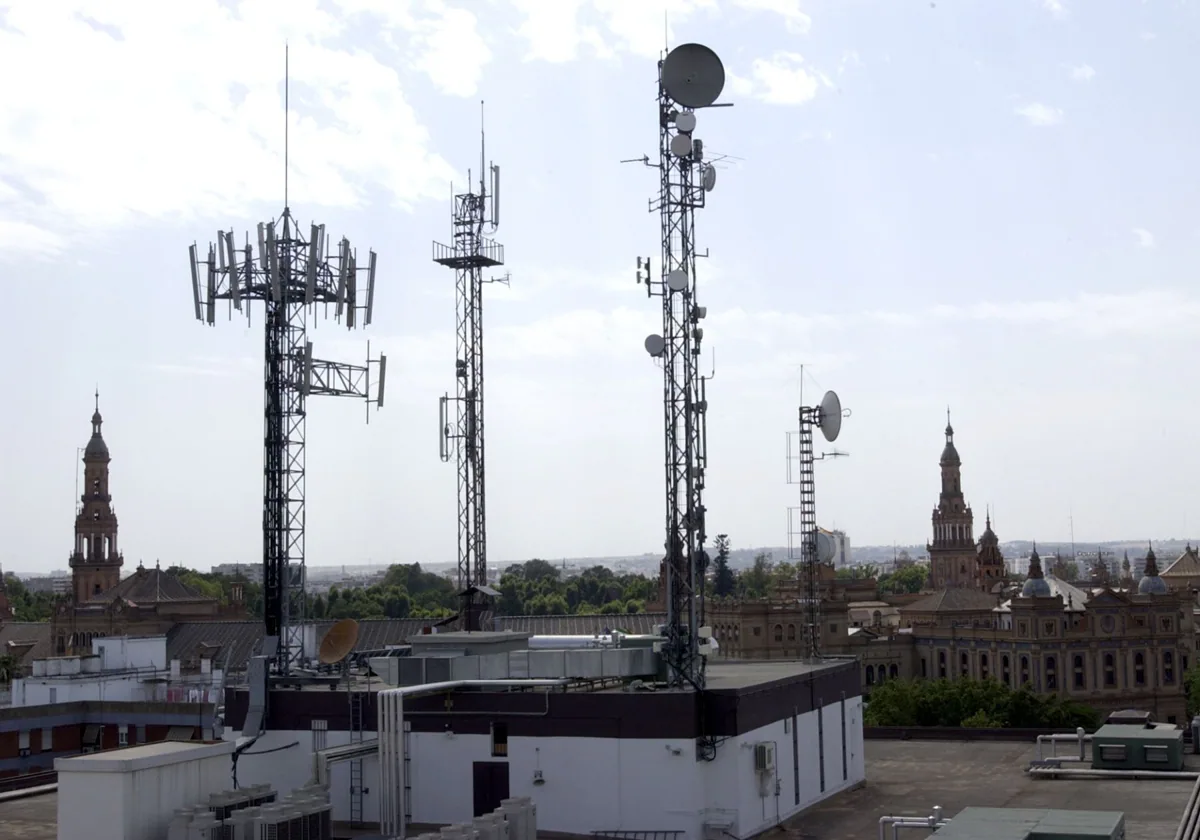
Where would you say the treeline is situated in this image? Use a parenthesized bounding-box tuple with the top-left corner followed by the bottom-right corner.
(864, 677, 1099, 730)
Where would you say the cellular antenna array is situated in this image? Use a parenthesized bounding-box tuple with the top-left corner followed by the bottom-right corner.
(435, 104, 506, 630)
(792, 390, 850, 660)
(635, 43, 727, 690)
(187, 55, 387, 675)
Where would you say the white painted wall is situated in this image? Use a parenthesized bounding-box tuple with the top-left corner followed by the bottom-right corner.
(57, 741, 234, 840)
(94, 636, 168, 670)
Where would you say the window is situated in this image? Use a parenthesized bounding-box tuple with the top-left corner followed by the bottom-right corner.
(136, 725, 146, 744)
(773, 624, 783, 642)
(18, 731, 29, 750)
(1098, 744, 1126, 761)
(1135, 615, 1146, 628)
(1020, 656, 1030, 685)
(980, 653, 990, 679)
(1134, 652, 1146, 686)
(752, 627, 761, 637)
(118, 725, 128, 747)
(1164, 651, 1175, 685)
(921, 658, 928, 678)
(877, 665, 887, 683)
(865, 667, 875, 686)
(1104, 653, 1116, 687)
(960, 652, 969, 678)
(1045, 656, 1057, 690)
(787, 624, 796, 641)
(491, 722, 508, 757)
(48, 688, 57, 704)
(938, 651, 947, 679)
(1073, 655, 1085, 689)
(889, 664, 898, 679)
(1044, 621, 1055, 636)
(1002, 655, 1011, 685)
(829, 623, 838, 635)
(1018, 620, 1028, 637)
(1162, 617, 1174, 632)
(41, 729, 52, 751)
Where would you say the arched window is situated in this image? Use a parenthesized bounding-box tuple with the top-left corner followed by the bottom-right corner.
(1001, 655, 1011, 685)
(980, 653, 990, 679)
(865, 667, 875, 686)
(1134, 652, 1146, 686)
(787, 624, 796, 641)
(937, 651, 947, 678)
(773, 624, 783, 642)
(889, 663, 899, 679)
(1020, 656, 1030, 685)
(1164, 651, 1175, 685)
(1045, 656, 1057, 690)
(921, 658, 928, 678)
(877, 665, 887, 683)
(1104, 653, 1116, 687)
(872, 610, 882, 626)
(960, 652, 969, 678)
(1073, 655, 1085, 689)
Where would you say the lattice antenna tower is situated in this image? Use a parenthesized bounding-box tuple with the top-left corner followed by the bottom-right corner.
(634, 43, 728, 690)
(186, 49, 387, 675)
(435, 103, 505, 630)
(787, 391, 849, 660)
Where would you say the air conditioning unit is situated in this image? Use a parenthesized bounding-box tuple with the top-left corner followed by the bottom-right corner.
(18, 748, 30, 758)
(753, 742, 775, 773)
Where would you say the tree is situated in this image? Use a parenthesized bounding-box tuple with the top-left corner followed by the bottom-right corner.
(738, 553, 773, 599)
(878, 564, 927, 595)
(711, 534, 736, 597)
(863, 678, 1098, 730)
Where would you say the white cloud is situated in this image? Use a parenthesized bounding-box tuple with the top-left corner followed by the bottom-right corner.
(1133, 227, 1156, 249)
(730, 0, 813, 35)
(1014, 102, 1064, 126)
(745, 52, 821, 106)
(1041, 0, 1068, 20)
(509, 0, 717, 63)
(0, 219, 66, 257)
(0, 0, 465, 255)
(1069, 63, 1095, 82)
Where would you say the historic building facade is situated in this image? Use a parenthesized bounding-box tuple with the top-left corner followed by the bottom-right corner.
(708, 415, 1195, 724)
(47, 397, 227, 656)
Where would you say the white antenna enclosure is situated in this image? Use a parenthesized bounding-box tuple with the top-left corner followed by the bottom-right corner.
(675, 112, 697, 133)
(670, 134, 693, 158)
(644, 334, 667, 357)
(817, 390, 842, 443)
(816, 530, 837, 564)
(666, 270, 689, 293)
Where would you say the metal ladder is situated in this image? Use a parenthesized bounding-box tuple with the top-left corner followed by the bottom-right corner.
(403, 722, 413, 825)
(349, 690, 365, 827)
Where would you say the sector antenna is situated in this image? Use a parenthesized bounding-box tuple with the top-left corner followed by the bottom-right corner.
(435, 106, 508, 631)
(186, 52, 387, 677)
(631, 42, 730, 691)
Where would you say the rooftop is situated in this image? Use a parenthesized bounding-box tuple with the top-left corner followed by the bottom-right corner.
(793, 740, 1193, 840)
(8, 739, 1193, 840)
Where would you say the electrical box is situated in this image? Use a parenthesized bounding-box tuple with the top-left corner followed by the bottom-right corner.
(754, 742, 776, 773)
(1090, 724, 1184, 772)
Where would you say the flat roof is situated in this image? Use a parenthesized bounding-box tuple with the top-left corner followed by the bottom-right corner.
(1095, 724, 1184, 741)
(795, 740, 1193, 840)
(0, 790, 56, 840)
(55, 739, 235, 773)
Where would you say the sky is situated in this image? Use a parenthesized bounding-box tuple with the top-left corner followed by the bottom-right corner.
(2, 0, 1199, 576)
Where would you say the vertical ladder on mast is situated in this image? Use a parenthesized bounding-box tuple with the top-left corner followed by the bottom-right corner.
(349, 690, 365, 827)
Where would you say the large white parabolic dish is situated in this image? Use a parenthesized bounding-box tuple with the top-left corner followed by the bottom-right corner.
(818, 390, 842, 443)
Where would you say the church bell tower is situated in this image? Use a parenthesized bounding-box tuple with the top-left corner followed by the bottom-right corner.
(69, 392, 124, 602)
(927, 411, 977, 589)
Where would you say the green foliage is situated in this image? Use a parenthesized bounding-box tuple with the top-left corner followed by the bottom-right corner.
(711, 535, 736, 598)
(863, 678, 1099, 730)
(737, 552, 774, 599)
(2, 574, 57, 622)
(0, 653, 18, 684)
(1184, 665, 1200, 717)
(877, 565, 928, 595)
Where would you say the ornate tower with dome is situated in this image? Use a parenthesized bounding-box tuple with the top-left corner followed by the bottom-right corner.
(927, 412, 979, 589)
(68, 392, 124, 602)
(976, 512, 1006, 589)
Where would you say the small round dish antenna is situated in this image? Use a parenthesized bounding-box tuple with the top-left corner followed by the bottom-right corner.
(702, 165, 716, 192)
(670, 134, 693, 158)
(644, 334, 666, 357)
(816, 530, 837, 564)
(318, 618, 360, 665)
(661, 43, 726, 109)
(666, 270, 689, 292)
(675, 112, 697, 133)
(817, 390, 842, 443)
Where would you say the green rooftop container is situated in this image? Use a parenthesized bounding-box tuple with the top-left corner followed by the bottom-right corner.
(931, 807, 1125, 840)
(1090, 723, 1184, 772)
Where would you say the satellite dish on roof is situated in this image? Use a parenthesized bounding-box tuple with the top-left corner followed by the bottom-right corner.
(670, 134, 693, 158)
(675, 112, 697, 133)
(666, 270, 688, 292)
(817, 390, 842, 443)
(702, 165, 716, 192)
(318, 618, 360, 664)
(644, 334, 666, 357)
(661, 43, 726, 109)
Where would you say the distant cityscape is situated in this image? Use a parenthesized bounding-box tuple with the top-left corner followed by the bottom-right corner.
(8, 536, 1196, 593)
